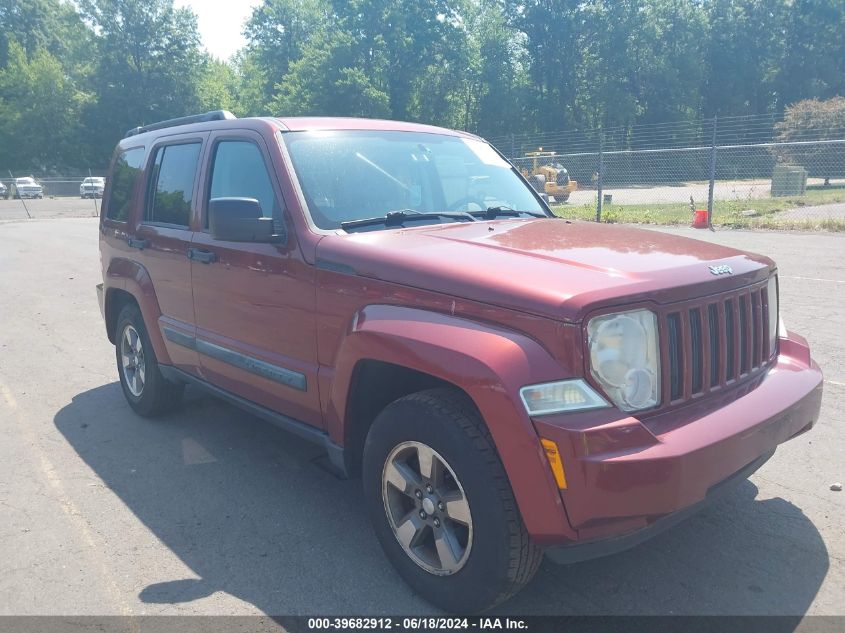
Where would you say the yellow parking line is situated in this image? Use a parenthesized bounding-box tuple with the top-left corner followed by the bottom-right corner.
(0, 380, 138, 621)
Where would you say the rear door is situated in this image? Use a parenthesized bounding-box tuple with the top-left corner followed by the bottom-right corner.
(132, 135, 207, 373)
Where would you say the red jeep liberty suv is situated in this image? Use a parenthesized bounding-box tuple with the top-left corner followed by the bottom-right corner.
(97, 111, 823, 612)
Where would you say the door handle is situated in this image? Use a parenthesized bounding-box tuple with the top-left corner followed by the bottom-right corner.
(187, 248, 218, 264)
(128, 237, 150, 249)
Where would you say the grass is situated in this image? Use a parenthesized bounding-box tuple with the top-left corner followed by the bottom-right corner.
(551, 186, 845, 231)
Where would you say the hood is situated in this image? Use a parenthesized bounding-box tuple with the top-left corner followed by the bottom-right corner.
(317, 219, 774, 322)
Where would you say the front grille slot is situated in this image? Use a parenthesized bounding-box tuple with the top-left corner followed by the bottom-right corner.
(689, 308, 703, 394)
(725, 299, 735, 380)
(751, 290, 762, 367)
(667, 313, 682, 401)
(658, 280, 774, 409)
(708, 303, 719, 387)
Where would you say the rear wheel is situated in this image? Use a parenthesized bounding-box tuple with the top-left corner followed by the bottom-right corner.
(115, 304, 183, 416)
(362, 388, 542, 612)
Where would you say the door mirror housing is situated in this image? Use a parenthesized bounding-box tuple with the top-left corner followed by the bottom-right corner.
(208, 197, 281, 242)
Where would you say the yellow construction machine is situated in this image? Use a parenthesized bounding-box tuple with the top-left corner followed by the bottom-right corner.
(519, 149, 577, 202)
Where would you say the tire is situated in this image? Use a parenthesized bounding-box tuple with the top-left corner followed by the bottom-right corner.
(363, 388, 542, 613)
(115, 303, 184, 417)
(559, 194, 570, 203)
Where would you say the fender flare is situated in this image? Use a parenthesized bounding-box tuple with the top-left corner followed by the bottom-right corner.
(327, 304, 576, 541)
(104, 257, 171, 365)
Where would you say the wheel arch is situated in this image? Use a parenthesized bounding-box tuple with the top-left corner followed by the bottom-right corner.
(103, 258, 170, 364)
(104, 287, 137, 344)
(342, 360, 469, 477)
(326, 304, 576, 541)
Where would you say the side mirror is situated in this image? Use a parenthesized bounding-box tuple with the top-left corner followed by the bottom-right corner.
(208, 197, 278, 242)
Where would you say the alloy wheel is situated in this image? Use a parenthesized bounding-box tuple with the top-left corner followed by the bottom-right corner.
(381, 441, 473, 575)
(120, 324, 146, 397)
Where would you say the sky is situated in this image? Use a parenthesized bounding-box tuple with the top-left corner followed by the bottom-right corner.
(175, 0, 260, 60)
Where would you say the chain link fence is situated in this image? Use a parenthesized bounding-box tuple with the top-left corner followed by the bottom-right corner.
(0, 172, 105, 221)
(0, 172, 107, 198)
(491, 116, 845, 230)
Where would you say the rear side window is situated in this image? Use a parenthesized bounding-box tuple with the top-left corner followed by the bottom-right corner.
(105, 147, 144, 222)
(207, 140, 281, 227)
(145, 143, 201, 226)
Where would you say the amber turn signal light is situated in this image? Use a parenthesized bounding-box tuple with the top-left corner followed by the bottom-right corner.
(540, 438, 567, 489)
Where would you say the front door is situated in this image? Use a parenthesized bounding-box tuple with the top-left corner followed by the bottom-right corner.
(189, 131, 322, 429)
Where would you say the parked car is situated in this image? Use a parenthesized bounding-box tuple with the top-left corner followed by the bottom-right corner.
(97, 111, 823, 613)
(13, 176, 43, 199)
(0, 181, 6, 198)
(80, 176, 105, 198)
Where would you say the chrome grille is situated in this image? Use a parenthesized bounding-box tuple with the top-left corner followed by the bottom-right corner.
(662, 281, 774, 405)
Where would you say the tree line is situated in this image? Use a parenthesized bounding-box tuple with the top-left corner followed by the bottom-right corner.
(1, 0, 844, 173)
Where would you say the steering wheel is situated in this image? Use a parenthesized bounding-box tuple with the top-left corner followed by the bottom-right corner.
(447, 196, 487, 212)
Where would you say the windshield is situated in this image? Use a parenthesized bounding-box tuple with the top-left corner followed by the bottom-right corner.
(281, 130, 545, 230)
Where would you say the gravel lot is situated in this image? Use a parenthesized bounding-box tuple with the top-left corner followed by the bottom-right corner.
(0, 216, 842, 616)
(0, 197, 101, 222)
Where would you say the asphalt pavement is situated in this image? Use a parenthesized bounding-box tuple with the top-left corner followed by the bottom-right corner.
(0, 217, 842, 616)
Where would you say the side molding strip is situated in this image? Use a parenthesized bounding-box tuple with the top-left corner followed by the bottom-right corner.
(162, 327, 306, 391)
(196, 340, 307, 391)
(163, 327, 196, 350)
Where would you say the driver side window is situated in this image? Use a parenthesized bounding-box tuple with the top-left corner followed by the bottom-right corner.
(207, 140, 283, 231)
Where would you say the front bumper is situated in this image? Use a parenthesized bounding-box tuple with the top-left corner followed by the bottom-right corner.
(532, 330, 822, 555)
(546, 448, 774, 563)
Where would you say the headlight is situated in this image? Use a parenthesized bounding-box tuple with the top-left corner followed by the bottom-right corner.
(767, 276, 779, 355)
(588, 309, 660, 412)
(520, 379, 609, 416)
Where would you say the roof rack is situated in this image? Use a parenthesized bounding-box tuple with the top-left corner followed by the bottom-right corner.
(124, 110, 237, 138)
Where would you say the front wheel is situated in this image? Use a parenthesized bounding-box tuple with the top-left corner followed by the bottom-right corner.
(115, 304, 184, 416)
(363, 389, 542, 612)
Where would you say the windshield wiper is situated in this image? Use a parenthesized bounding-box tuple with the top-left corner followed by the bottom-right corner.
(340, 209, 476, 231)
(469, 206, 548, 220)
